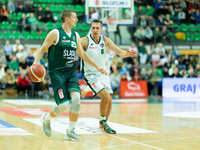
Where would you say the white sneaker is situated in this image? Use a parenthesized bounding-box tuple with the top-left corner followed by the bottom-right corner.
(40, 114, 52, 137)
(64, 128, 81, 141)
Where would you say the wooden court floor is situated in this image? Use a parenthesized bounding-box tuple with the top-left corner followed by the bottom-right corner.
(0, 97, 200, 150)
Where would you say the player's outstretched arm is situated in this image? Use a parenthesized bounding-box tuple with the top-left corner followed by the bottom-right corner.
(105, 37, 138, 58)
(78, 37, 107, 75)
(33, 30, 57, 65)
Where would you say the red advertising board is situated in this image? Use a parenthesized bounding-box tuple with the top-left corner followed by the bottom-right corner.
(120, 81, 148, 98)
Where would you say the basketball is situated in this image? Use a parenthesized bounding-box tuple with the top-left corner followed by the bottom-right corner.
(28, 64, 47, 82)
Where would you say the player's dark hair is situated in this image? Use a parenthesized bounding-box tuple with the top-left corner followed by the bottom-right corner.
(61, 9, 76, 23)
(91, 19, 103, 27)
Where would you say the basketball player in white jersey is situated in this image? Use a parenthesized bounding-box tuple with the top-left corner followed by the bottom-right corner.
(80, 19, 137, 134)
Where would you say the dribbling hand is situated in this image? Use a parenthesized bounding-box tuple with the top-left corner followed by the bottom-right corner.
(127, 48, 138, 57)
(96, 67, 107, 75)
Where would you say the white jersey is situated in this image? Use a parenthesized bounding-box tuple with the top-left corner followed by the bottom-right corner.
(81, 34, 106, 76)
(106, 50, 114, 74)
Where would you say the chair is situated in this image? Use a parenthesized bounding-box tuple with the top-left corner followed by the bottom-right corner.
(21, 31, 30, 39)
(12, 31, 21, 39)
(10, 22, 18, 29)
(50, 5, 58, 12)
(58, 5, 66, 11)
(4, 31, 11, 39)
(180, 23, 187, 28)
(46, 22, 54, 30)
(1, 21, 9, 29)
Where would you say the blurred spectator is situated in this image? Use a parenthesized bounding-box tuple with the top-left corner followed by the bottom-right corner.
(181, 69, 188, 78)
(0, 40, 3, 49)
(13, 39, 24, 54)
(3, 68, 15, 89)
(145, 26, 153, 43)
(8, 56, 19, 75)
(15, 0, 26, 14)
(164, 57, 172, 70)
(174, 46, 180, 58)
(0, 4, 9, 22)
(26, 51, 34, 66)
(36, 6, 44, 22)
(147, 44, 155, 63)
(16, 70, 31, 97)
(183, 55, 190, 70)
(24, 0, 33, 12)
(188, 0, 196, 12)
(0, 48, 5, 58)
(19, 57, 29, 72)
(146, 69, 153, 95)
(155, 0, 168, 15)
(132, 72, 141, 81)
(110, 66, 121, 94)
(15, 47, 24, 60)
(114, 25, 122, 44)
(3, 40, 12, 61)
(170, 67, 182, 77)
(194, 64, 200, 77)
(89, 7, 96, 18)
(7, 0, 15, 13)
(0, 62, 5, 86)
(154, 27, 161, 43)
(178, 9, 187, 24)
(147, 15, 156, 26)
(23, 44, 30, 58)
(188, 68, 197, 77)
(140, 68, 147, 80)
(179, 0, 187, 10)
(194, 9, 200, 24)
(137, 15, 148, 26)
(161, 26, 170, 42)
(164, 14, 174, 26)
(144, 5, 155, 17)
(135, 5, 145, 18)
(156, 15, 165, 25)
(177, 56, 186, 70)
(138, 41, 147, 64)
(28, 12, 38, 31)
(0, 55, 7, 68)
(190, 56, 196, 68)
(186, 9, 196, 24)
(155, 43, 166, 58)
(125, 8, 131, 19)
(151, 51, 161, 67)
(133, 26, 145, 43)
(43, 6, 55, 23)
(168, 64, 176, 76)
(37, 79, 50, 99)
(18, 13, 31, 33)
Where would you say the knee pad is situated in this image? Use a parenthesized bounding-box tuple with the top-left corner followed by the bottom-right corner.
(52, 101, 71, 115)
(70, 91, 80, 114)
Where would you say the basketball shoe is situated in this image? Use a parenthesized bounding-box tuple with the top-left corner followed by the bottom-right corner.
(64, 128, 81, 141)
(105, 120, 116, 134)
(99, 120, 112, 134)
(40, 114, 52, 137)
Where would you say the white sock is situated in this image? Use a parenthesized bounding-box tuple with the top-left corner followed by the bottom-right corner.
(83, 86, 91, 93)
(45, 112, 53, 121)
(100, 114, 105, 121)
(69, 121, 76, 131)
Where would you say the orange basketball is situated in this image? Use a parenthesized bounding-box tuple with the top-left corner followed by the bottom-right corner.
(28, 64, 47, 82)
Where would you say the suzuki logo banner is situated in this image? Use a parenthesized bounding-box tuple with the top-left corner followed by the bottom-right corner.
(162, 78, 200, 98)
(89, 0, 131, 7)
(120, 81, 148, 98)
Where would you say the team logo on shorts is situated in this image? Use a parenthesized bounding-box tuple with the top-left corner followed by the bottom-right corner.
(58, 89, 64, 99)
(92, 83, 97, 89)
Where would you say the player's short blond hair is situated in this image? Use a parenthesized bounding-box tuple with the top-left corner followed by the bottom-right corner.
(61, 9, 76, 23)
(91, 19, 103, 27)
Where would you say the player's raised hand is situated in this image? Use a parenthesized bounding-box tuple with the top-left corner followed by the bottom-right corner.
(96, 67, 107, 75)
(127, 48, 138, 57)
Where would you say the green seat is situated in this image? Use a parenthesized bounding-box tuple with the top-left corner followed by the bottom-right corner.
(55, 22, 62, 28)
(180, 23, 187, 28)
(10, 13, 17, 20)
(50, 5, 58, 12)
(31, 31, 38, 36)
(1, 21, 10, 29)
(185, 36, 192, 41)
(67, 5, 74, 9)
(178, 26, 188, 32)
(172, 23, 179, 27)
(10, 22, 18, 29)
(58, 5, 66, 11)
(4, 31, 12, 39)
(21, 31, 30, 39)
(190, 27, 197, 31)
(12, 31, 21, 39)
(193, 36, 200, 41)
(75, 5, 84, 13)
(188, 23, 196, 28)
(46, 22, 54, 30)
(185, 33, 191, 38)
(41, 4, 48, 10)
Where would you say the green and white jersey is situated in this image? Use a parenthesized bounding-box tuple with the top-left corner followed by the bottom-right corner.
(81, 34, 106, 76)
(48, 27, 79, 72)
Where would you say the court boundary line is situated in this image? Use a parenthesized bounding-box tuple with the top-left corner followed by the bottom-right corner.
(2, 103, 16, 108)
(90, 134, 165, 150)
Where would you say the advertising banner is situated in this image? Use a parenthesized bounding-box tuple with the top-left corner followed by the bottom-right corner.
(162, 78, 200, 98)
(88, 0, 131, 8)
(120, 81, 148, 98)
